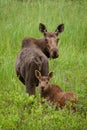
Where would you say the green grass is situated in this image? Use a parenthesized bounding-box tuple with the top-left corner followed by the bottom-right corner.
(0, 0, 87, 129)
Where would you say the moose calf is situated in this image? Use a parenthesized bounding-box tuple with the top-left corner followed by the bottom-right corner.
(35, 70, 78, 109)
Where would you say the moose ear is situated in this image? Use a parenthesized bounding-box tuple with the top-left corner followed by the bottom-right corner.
(48, 72, 53, 79)
(55, 24, 64, 35)
(35, 70, 41, 80)
(39, 23, 47, 33)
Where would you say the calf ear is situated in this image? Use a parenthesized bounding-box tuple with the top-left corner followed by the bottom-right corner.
(39, 23, 47, 33)
(55, 24, 64, 35)
(48, 72, 53, 79)
(35, 70, 41, 80)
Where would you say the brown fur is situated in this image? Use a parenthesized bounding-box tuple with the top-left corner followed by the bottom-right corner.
(15, 23, 64, 95)
(35, 70, 78, 109)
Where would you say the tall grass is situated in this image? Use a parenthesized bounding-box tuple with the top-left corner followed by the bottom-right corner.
(0, 0, 87, 129)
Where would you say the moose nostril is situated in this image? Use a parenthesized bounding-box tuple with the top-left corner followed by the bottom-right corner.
(41, 86, 44, 90)
(54, 52, 59, 57)
(54, 51, 57, 55)
(52, 51, 59, 58)
(51, 48, 58, 57)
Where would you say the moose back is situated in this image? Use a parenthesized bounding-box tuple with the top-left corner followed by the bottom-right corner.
(15, 23, 64, 95)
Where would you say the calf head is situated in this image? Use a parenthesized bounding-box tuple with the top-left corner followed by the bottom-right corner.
(35, 70, 53, 93)
(39, 23, 64, 58)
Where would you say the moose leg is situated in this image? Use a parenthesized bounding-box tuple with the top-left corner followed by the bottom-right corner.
(41, 58, 49, 76)
(25, 61, 39, 96)
(25, 74, 36, 96)
(26, 83, 36, 95)
(16, 70, 25, 85)
(19, 75, 25, 85)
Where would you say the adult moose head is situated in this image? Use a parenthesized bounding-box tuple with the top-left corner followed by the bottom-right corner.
(16, 23, 64, 96)
(39, 23, 64, 58)
(22, 23, 64, 59)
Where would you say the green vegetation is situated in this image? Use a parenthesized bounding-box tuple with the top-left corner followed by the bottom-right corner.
(0, 0, 87, 129)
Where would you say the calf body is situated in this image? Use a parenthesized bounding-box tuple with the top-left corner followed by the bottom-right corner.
(35, 70, 78, 108)
(15, 23, 64, 95)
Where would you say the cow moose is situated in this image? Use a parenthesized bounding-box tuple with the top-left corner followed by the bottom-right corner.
(15, 23, 64, 95)
(35, 70, 78, 109)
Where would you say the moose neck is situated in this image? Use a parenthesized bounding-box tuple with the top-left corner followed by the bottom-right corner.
(35, 38, 50, 58)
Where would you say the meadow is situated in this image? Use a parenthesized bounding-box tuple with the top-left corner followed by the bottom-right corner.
(0, 0, 87, 129)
